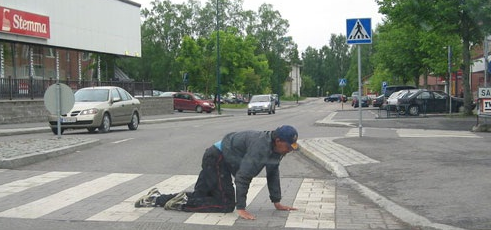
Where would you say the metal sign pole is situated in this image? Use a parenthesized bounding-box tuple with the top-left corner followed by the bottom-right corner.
(357, 45, 362, 137)
(448, 46, 452, 115)
(56, 50, 61, 138)
(347, 18, 371, 138)
(485, 36, 489, 87)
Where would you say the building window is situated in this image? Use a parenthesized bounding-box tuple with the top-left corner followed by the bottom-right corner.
(82, 52, 91, 61)
(45, 48, 55, 58)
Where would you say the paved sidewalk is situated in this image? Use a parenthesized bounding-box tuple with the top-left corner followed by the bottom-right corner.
(304, 103, 490, 230)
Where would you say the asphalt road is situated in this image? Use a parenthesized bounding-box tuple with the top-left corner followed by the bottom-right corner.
(1, 98, 491, 230)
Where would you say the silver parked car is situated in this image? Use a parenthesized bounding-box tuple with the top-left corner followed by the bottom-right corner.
(48, 86, 141, 134)
(247, 94, 276, 115)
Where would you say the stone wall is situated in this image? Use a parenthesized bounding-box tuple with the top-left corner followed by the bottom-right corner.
(0, 97, 174, 124)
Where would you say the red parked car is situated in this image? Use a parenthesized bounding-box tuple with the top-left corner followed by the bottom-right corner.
(173, 92, 215, 113)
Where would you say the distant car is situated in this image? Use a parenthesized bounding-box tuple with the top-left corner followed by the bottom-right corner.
(159, 91, 176, 97)
(384, 85, 417, 98)
(372, 95, 385, 107)
(173, 92, 215, 113)
(396, 89, 470, 116)
(48, 86, 141, 134)
(247, 94, 276, 115)
(153, 90, 165, 96)
(386, 89, 420, 106)
(324, 94, 347, 103)
(352, 96, 370, 108)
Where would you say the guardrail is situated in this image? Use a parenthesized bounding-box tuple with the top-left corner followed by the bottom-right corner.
(0, 77, 153, 100)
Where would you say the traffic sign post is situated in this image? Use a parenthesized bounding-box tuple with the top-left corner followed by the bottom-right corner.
(382, 81, 387, 95)
(338, 78, 347, 87)
(339, 78, 347, 110)
(347, 18, 372, 137)
(346, 18, 372, 45)
(44, 83, 75, 138)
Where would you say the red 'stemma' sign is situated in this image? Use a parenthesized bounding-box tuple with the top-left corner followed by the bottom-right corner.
(1, 6, 50, 39)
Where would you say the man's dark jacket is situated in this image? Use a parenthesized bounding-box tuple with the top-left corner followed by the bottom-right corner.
(220, 130, 283, 210)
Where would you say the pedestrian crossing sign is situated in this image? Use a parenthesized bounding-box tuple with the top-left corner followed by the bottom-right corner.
(346, 18, 372, 44)
(339, 78, 347, 87)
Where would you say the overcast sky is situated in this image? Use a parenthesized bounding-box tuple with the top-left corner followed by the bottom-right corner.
(135, 0, 384, 53)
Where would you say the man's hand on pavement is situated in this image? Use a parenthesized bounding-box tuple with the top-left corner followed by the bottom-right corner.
(274, 202, 297, 211)
(237, 209, 255, 220)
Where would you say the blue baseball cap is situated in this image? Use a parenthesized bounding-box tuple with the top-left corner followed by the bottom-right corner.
(275, 125, 298, 150)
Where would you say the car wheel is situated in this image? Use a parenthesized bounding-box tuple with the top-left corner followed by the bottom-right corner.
(99, 113, 111, 133)
(248, 112, 251, 115)
(128, 112, 139, 130)
(253, 112, 256, 115)
(408, 105, 419, 116)
(51, 128, 64, 135)
(196, 105, 203, 113)
(87, 128, 97, 133)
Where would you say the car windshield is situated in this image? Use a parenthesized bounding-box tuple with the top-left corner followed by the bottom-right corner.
(250, 95, 270, 102)
(389, 90, 410, 99)
(433, 91, 447, 99)
(75, 89, 109, 102)
(193, 94, 204, 100)
(399, 89, 420, 99)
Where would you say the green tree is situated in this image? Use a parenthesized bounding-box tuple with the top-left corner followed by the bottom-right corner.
(376, 0, 491, 115)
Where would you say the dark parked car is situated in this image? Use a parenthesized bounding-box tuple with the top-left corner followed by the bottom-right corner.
(173, 92, 215, 113)
(324, 94, 347, 103)
(396, 89, 470, 116)
(372, 95, 385, 107)
(352, 96, 370, 108)
(384, 85, 417, 98)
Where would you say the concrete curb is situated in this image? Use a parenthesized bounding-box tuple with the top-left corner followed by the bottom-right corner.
(0, 138, 100, 169)
(0, 114, 233, 137)
(0, 127, 50, 136)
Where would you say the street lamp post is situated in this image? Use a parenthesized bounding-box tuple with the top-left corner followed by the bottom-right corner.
(216, 0, 221, 114)
(485, 35, 490, 87)
(448, 46, 452, 115)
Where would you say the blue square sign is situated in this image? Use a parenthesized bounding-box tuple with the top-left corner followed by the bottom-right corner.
(346, 18, 372, 44)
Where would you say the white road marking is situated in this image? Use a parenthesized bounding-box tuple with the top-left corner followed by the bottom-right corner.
(112, 138, 135, 144)
(397, 129, 481, 138)
(87, 175, 197, 222)
(0, 173, 140, 219)
(0, 171, 79, 199)
(184, 177, 267, 226)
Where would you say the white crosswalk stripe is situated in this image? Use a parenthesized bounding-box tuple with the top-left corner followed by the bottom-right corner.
(0, 173, 140, 219)
(87, 174, 197, 222)
(345, 128, 365, 137)
(346, 128, 481, 138)
(0, 170, 336, 228)
(0, 171, 79, 199)
(184, 177, 267, 226)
